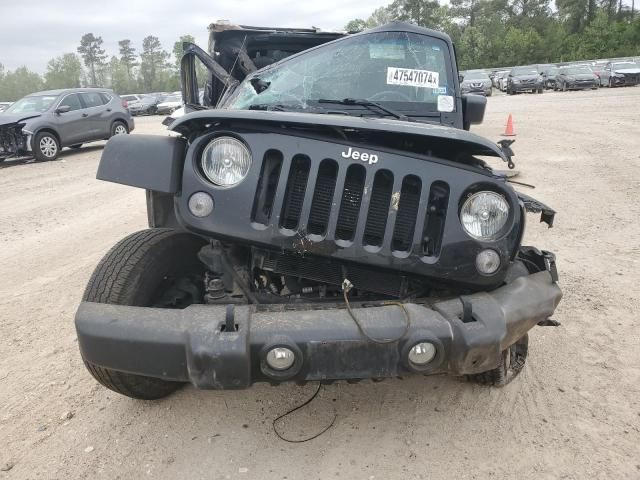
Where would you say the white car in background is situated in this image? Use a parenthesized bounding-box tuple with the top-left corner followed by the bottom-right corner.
(156, 94, 183, 115)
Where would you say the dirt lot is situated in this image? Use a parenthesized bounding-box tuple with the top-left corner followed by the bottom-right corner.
(1, 88, 639, 479)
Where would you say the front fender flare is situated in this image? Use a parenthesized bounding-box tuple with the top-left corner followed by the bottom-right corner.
(97, 134, 186, 193)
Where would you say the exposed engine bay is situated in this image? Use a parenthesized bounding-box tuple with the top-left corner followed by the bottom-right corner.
(0, 122, 29, 159)
(154, 240, 551, 311)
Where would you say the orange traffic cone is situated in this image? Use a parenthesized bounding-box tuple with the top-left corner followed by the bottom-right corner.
(502, 114, 516, 136)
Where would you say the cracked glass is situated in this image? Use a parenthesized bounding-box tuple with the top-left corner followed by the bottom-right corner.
(223, 32, 455, 114)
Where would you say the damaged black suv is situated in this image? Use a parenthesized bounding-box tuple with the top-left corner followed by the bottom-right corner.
(75, 22, 562, 400)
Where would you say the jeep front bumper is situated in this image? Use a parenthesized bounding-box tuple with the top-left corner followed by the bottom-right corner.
(76, 269, 561, 389)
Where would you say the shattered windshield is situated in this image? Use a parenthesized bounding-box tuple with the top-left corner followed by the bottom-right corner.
(4, 95, 58, 114)
(224, 31, 455, 114)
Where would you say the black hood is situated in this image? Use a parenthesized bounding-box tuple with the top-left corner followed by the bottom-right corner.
(170, 109, 506, 161)
(0, 113, 41, 127)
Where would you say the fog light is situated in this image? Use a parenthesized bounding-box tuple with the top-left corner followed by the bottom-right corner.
(476, 249, 501, 275)
(188, 192, 214, 217)
(266, 347, 295, 371)
(408, 342, 436, 366)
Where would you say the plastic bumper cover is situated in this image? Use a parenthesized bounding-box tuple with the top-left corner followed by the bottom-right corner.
(75, 270, 562, 389)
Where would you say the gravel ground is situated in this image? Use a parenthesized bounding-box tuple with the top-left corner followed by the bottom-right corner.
(1, 88, 639, 479)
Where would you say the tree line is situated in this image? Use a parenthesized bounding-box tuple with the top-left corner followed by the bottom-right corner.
(0, 33, 199, 102)
(346, 0, 640, 70)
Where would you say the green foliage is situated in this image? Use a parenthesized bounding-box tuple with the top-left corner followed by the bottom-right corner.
(44, 53, 82, 89)
(118, 39, 139, 92)
(77, 33, 108, 86)
(346, 0, 640, 69)
(0, 66, 44, 101)
(140, 35, 170, 92)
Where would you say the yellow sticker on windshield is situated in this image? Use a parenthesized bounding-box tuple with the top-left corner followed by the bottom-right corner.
(387, 67, 439, 88)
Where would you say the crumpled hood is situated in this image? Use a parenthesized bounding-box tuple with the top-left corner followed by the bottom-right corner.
(614, 67, 640, 74)
(169, 109, 507, 160)
(0, 113, 41, 127)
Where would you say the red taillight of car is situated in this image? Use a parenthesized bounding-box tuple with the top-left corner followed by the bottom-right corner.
(122, 100, 128, 109)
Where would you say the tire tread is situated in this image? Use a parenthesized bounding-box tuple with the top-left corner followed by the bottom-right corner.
(82, 228, 194, 400)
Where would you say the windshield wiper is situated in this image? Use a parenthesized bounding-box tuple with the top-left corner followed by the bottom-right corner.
(247, 103, 287, 111)
(318, 98, 411, 121)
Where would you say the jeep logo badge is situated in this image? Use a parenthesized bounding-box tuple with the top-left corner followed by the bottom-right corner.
(341, 147, 379, 165)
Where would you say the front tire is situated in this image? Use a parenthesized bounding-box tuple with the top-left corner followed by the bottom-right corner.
(33, 131, 60, 161)
(81, 228, 207, 400)
(468, 334, 529, 387)
(110, 121, 128, 138)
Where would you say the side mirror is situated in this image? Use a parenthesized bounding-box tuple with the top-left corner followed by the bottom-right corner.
(458, 74, 464, 83)
(55, 105, 71, 114)
(461, 94, 486, 131)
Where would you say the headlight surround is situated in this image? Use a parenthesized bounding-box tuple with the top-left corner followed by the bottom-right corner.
(201, 136, 252, 187)
(460, 191, 510, 240)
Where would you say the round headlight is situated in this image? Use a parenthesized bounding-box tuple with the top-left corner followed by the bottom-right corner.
(460, 191, 509, 240)
(201, 136, 252, 187)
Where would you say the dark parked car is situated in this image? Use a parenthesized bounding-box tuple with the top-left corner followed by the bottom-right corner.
(599, 61, 640, 88)
(120, 94, 161, 115)
(555, 66, 598, 91)
(0, 88, 133, 162)
(506, 66, 543, 94)
(460, 70, 493, 96)
(540, 66, 559, 89)
(75, 22, 561, 400)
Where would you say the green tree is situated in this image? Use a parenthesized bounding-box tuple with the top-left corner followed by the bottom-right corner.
(388, 0, 447, 29)
(140, 35, 169, 92)
(44, 53, 82, 89)
(77, 33, 107, 86)
(118, 39, 138, 89)
(0, 66, 44, 101)
(107, 56, 129, 93)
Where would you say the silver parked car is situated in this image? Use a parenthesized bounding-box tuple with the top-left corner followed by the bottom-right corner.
(460, 70, 493, 96)
(0, 88, 134, 162)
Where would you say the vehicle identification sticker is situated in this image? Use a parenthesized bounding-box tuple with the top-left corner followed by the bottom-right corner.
(437, 95, 454, 112)
(387, 67, 439, 89)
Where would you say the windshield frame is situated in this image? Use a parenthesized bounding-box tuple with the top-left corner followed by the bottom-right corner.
(221, 29, 459, 117)
(4, 94, 59, 114)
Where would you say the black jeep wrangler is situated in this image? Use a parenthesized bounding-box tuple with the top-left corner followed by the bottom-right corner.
(75, 22, 562, 399)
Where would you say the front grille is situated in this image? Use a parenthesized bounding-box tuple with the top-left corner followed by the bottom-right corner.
(335, 165, 366, 241)
(252, 150, 449, 257)
(363, 170, 394, 246)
